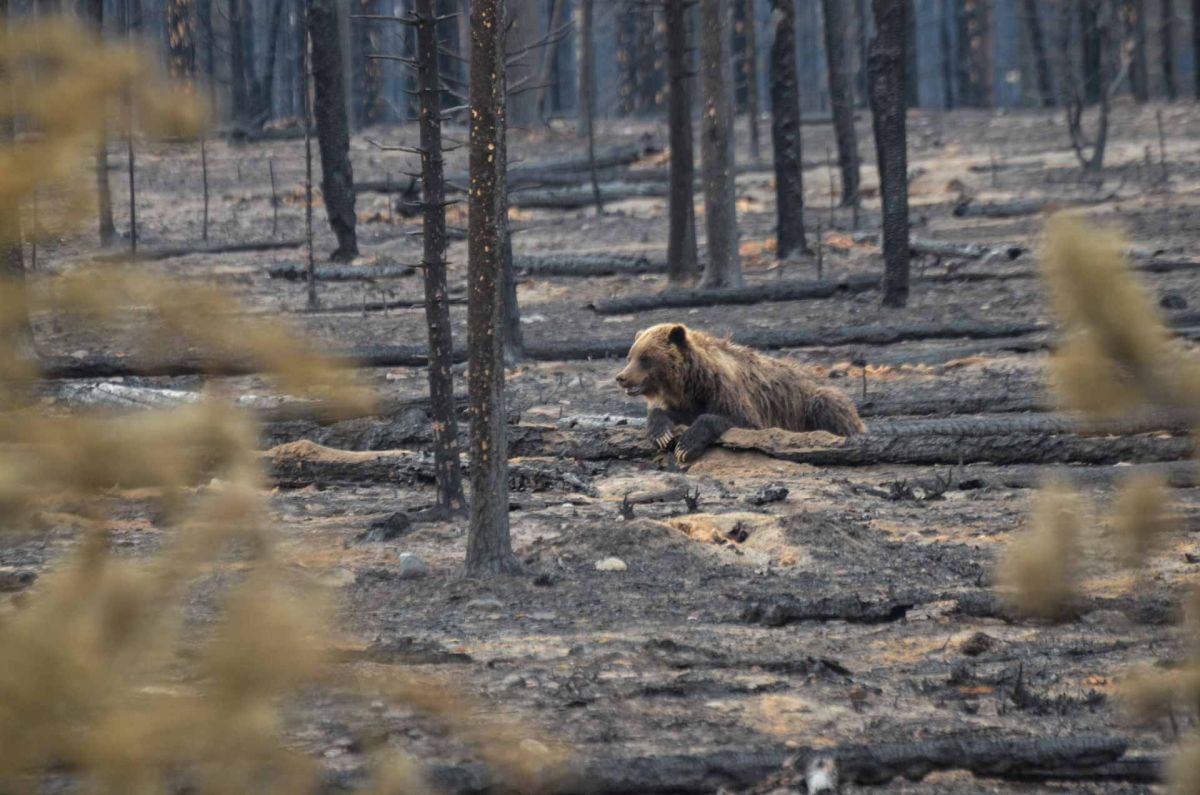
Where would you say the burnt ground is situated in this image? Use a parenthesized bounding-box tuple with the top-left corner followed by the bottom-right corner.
(7, 101, 1200, 792)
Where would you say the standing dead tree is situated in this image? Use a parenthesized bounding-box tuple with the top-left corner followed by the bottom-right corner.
(1064, 2, 1130, 171)
(769, 0, 808, 259)
(1161, 0, 1177, 100)
(699, 0, 741, 288)
(666, 0, 699, 283)
(740, 0, 761, 161)
(578, 0, 603, 213)
(1124, 0, 1149, 101)
(84, 0, 116, 246)
(466, 0, 520, 575)
(419, 0, 466, 512)
(309, 0, 359, 261)
(868, 0, 910, 308)
(821, 0, 861, 206)
(1020, 0, 1055, 107)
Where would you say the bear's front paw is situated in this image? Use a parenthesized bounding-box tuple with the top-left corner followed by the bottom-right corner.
(646, 414, 678, 450)
(673, 426, 712, 465)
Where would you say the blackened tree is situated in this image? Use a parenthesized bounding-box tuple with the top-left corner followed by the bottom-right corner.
(868, 0, 911, 308)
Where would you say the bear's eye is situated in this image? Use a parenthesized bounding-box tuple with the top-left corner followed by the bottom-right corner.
(638, 354, 651, 368)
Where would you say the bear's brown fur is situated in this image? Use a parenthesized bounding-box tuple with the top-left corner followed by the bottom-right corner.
(615, 323, 866, 461)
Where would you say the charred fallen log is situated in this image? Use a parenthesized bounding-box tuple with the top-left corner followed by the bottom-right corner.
(512, 253, 666, 276)
(952, 195, 1111, 219)
(509, 181, 671, 209)
(94, 238, 305, 262)
(588, 275, 880, 314)
(267, 263, 418, 281)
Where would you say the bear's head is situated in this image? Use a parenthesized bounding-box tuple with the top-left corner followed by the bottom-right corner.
(615, 323, 689, 402)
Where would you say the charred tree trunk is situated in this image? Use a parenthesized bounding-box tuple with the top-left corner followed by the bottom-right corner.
(635, 3, 661, 114)
(699, 0, 741, 288)
(939, 0, 954, 106)
(856, 0, 871, 102)
(1021, 0, 1054, 106)
(355, 0, 384, 126)
(769, 0, 808, 259)
(1194, 0, 1200, 99)
(413, 0, 466, 513)
(535, 0, 566, 122)
(466, 0, 519, 575)
(1081, 0, 1103, 104)
(508, 0, 542, 126)
(230, 0, 251, 125)
(666, 0, 699, 283)
(85, 0, 116, 246)
(869, 0, 911, 308)
(1126, 0, 1150, 101)
(822, 0, 861, 205)
(578, 0, 603, 212)
(1161, 0, 1177, 99)
(166, 0, 196, 80)
(309, 0, 359, 261)
(742, 0, 761, 161)
(197, 0, 215, 108)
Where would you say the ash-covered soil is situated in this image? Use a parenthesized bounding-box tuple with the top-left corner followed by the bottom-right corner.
(7, 102, 1200, 792)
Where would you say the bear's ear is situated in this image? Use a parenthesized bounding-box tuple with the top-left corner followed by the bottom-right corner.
(667, 324, 688, 349)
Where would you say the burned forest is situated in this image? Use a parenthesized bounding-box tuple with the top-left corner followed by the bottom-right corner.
(7, 0, 1200, 793)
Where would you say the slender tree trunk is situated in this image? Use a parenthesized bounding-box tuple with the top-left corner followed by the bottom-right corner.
(743, 0, 761, 161)
(197, 0, 216, 110)
(821, 0, 861, 206)
(304, 0, 317, 307)
(579, 0, 603, 212)
(666, 0, 699, 283)
(1081, 0, 1103, 104)
(1162, 0, 1177, 99)
(699, 0, 741, 288)
(856, 0, 870, 102)
(1194, 0, 1200, 99)
(256, 0, 288, 123)
(869, 0, 911, 308)
(1021, 0, 1054, 106)
(309, 0, 359, 261)
(0, 0, 32, 363)
(508, 0, 541, 125)
(904, 0, 919, 107)
(86, 0, 116, 245)
(635, 3, 660, 114)
(230, 0, 250, 125)
(166, 0, 196, 80)
(535, 0, 566, 122)
(939, 0, 954, 107)
(769, 0, 808, 259)
(414, 0, 466, 513)
(465, 0, 519, 576)
(1126, 0, 1150, 101)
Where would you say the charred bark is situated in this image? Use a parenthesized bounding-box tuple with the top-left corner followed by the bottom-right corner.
(166, 0, 196, 80)
(1161, 0, 1177, 99)
(1125, 0, 1150, 101)
(1081, 0, 1103, 104)
(769, 0, 808, 259)
(666, 0, 699, 283)
(698, 0, 741, 287)
(868, 0, 911, 308)
(309, 0, 359, 261)
(822, 0, 862, 206)
(578, 0, 603, 212)
(741, 0, 761, 161)
(412, 0, 465, 512)
(85, 0, 116, 246)
(465, 0, 520, 576)
(588, 275, 880, 314)
(1021, 0, 1055, 107)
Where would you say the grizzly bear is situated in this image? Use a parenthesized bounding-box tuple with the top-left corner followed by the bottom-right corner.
(615, 323, 867, 463)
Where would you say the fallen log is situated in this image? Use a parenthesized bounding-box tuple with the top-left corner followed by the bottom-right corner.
(588, 275, 880, 314)
(300, 296, 467, 314)
(743, 588, 1179, 627)
(355, 143, 654, 194)
(952, 195, 1112, 219)
(850, 232, 1027, 261)
(267, 263, 417, 281)
(509, 181, 670, 209)
(961, 460, 1200, 490)
(512, 253, 665, 276)
(326, 734, 1149, 795)
(265, 440, 596, 495)
(93, 238, 305, 263)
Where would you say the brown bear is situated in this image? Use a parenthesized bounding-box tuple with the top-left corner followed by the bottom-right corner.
(615, 323, 867, 463)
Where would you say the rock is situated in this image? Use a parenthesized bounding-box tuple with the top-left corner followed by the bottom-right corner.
(356, 512, 412, 543)
(595, 557, 628, 572)
(746, 483, 789, 506)
(959, 631, 997, 656)
(1160, 292, 1188, 311)
(805, 756, 839, 794)
(395, 552, 429, 580)
(466, 597, 504, 610)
